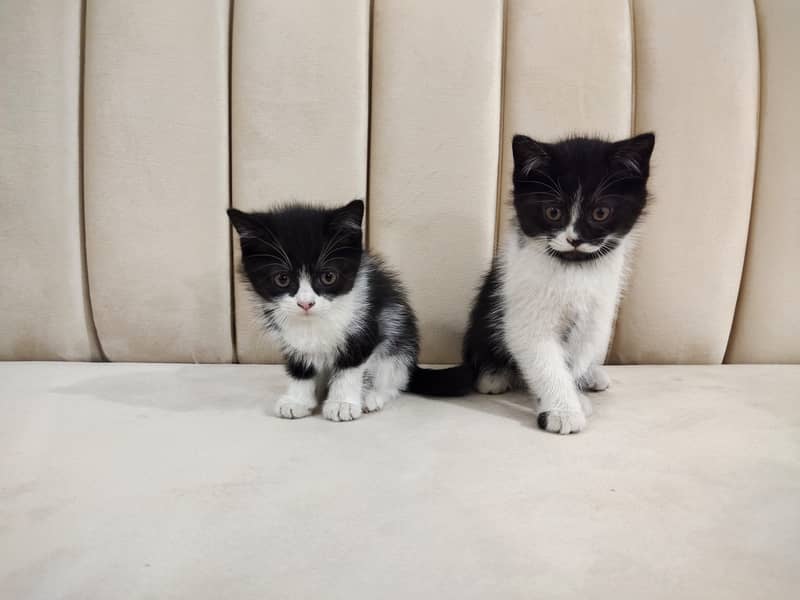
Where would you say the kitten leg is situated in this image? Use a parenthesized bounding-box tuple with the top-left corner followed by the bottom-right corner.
(275, 360, 318, 419)
(475, 369, 513, 394)
(517, 337, 586, 434)
(567, 297, 616, 395)
(323, 365, 366, 422)
(364, 354, 411, 413)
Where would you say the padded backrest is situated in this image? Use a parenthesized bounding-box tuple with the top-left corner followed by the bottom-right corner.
(1, 0, 798, 364)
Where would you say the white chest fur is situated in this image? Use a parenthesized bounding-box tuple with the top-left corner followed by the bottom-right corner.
(271, 268, 369, 368)
(500, 234, 629, 349)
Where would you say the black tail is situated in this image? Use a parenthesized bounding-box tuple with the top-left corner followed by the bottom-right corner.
(406, 364, 473, 397)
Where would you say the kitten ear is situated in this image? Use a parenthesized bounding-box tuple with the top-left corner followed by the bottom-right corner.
(512, 135, 550, 177)
(227, 208, 260, 238)
(331, 199, 364, 232)
(611, 132, 655, 176)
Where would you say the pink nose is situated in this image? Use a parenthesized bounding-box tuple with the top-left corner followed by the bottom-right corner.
(297, 300, 315, 312)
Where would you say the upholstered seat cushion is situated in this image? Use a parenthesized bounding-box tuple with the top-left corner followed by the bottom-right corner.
(1, 363, 798, 598)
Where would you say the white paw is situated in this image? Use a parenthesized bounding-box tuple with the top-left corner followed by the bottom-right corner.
(537, 409, 587, 435)
(579, 365, 610, 392)
(363, 390, 393, 413)
(476, 371, 512, 395)
(275, 395, 315, 419)
(322, 401, 363, 422)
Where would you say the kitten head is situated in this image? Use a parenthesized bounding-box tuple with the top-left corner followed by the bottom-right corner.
(511, 133, 655, 262)
(227, 200, 364, 324)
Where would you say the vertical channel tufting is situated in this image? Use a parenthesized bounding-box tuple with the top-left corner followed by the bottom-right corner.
(498, 0, 634, 238)
(726, 0, 800, 363)
(0, 0, 99, 361)
(84, 0, 233, 363)
(368, 0, 503, 363)
(493, 0, 510, 253)
(611, 0, 759, 364)
(231, 0, 370, 363)
(228, 0, 237, 363)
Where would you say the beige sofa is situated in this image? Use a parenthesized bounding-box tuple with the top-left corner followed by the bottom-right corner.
(1, 1, 798, 598)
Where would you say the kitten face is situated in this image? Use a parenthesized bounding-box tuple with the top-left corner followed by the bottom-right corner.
(512, 133, 655, 262)
(227, 200, 364, 323)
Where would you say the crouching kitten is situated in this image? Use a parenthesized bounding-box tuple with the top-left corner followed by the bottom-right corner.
(463, 133, 656, 434)
(228, 200, 461, 422)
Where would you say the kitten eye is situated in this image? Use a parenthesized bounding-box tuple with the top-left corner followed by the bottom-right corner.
(543, 207, 562, 222)
(592, 206, 612, 222)
(320, 270, 338, 286)
(273, 272, 291, 288)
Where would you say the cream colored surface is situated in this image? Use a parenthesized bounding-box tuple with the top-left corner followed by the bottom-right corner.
(232, 0, 369, 363)
(1, 363, 799, 598)
(0, 0, 98, 361)
(611, 0, 759, 364)
(726, 0, 800, 363)
(368, 0, 503, 363)
(499, 0, 633, 233)
(83, 0, 232, 363)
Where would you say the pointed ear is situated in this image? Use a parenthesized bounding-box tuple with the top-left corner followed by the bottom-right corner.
(331, 199, 364, 232)
(512, 135, 550, 177)
(611, 132, 655, 176)
(227, 208, 260, 238)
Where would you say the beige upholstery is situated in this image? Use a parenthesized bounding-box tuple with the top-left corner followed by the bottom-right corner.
(0, 1, 798, 364)
(611, 0, 759, 364)
(369, 0, 502, 363)
(0, 0, 98, 361)
(2, 363, 799, 598)
(499, 0, 633, 233)
(83, 0, 233, 363)
(726, 0, 800, 363)
(231, 0, 370, 363)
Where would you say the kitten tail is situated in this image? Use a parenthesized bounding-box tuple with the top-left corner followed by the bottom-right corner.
(406, 365, 473, 397)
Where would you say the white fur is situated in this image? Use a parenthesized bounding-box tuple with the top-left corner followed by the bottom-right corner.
(476, 370, 512, 394)
(323, 366, 365, 422)
(499, 231, 630, 434)
(263, 259, 412, 421)
(271, 270, 369, 370)
(275, 378, 317, 419)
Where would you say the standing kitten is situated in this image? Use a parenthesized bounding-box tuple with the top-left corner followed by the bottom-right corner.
(228, 200, 462, 421)
(458, 133, 655, 434)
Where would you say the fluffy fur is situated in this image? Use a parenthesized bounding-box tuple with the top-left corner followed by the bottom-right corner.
(410, 133, 655, 432)
(228, 200, 421, 421)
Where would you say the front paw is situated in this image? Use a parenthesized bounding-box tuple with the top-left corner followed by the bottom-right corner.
(578, 365, 610, 392)
(275, 395, 315, 419)
(322, 400, 363, 422)
(537, 409, 587, 435)
(363, 390, 390, 413)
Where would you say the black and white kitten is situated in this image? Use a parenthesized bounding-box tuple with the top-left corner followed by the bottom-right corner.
(463, 133, 656, 434)
(228, 200, 457, 421)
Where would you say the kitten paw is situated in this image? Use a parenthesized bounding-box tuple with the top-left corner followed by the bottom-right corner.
(476, 370, 512, 395)
(275, 396, 315, 419)
(363, 391, 391, 413)
(578, 365, 610, 392)
(322, 401, 363, 422)
(537, 409, 587, 435)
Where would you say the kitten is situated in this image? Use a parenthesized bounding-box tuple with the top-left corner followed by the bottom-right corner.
(228, 200, 465, 421)
(462, 133, 655, 434)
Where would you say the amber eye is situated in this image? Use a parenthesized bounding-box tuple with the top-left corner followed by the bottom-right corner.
(273, 272, 291, 288)
(544, 207, 562, 222)
(320, 270, 338, 286)
(592, 206, 612, 222)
